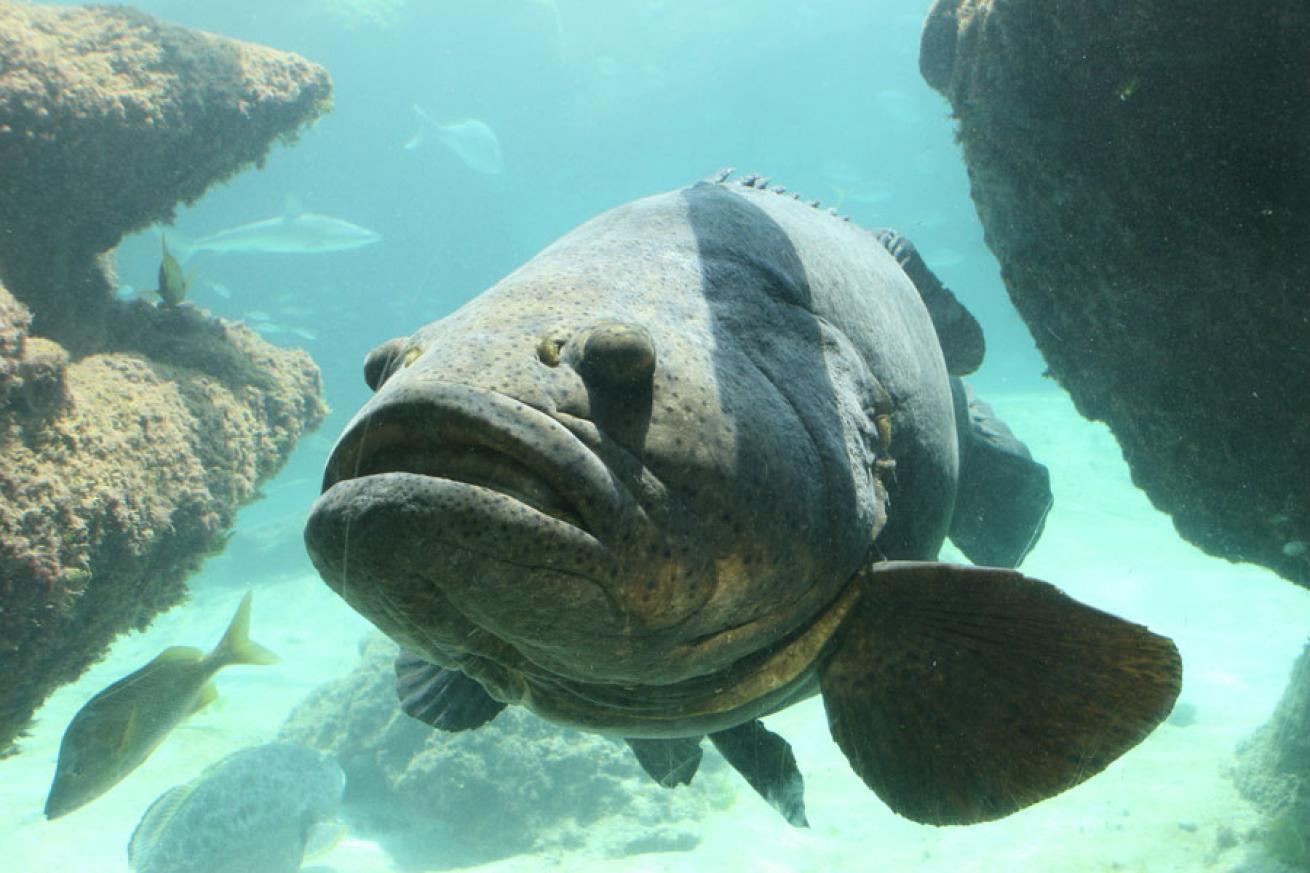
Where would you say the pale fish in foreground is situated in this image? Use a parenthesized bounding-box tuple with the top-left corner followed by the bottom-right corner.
(305, 171, 1182, 828)
(405, 104, 504, 175)
(44, 592, 279, 819)
(184, 205, 380, 257)
(128, 742, 344, 873)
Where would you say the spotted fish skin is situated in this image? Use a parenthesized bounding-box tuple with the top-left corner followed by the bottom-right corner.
(128, 742, 344, 873)
(306, 175, 1180, 828)
(308, 174, 955, 725)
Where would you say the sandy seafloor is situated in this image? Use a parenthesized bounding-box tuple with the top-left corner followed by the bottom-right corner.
(4, 389, 1309, 873)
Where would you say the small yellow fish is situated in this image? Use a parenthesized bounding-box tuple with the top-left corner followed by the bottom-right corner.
(156, 235, 194, 306)
(43, 592, 278, 820)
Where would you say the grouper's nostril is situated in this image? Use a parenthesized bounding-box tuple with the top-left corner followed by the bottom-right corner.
(570, 321, 657, 389)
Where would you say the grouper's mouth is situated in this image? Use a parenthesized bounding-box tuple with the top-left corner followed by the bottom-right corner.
(325, 421, 587, 531)
(320, 381, 619, 538)
(306, 380, 645, 688)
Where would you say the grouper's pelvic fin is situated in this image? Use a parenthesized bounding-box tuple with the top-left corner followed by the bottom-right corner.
(626, 722, 808, 828)
(203, 592, 279, 670)
(819, 561, 1181, 826)
(709, 720, 808, 828)
(394, 651, 507, 731)
(625, 736, 704, 788)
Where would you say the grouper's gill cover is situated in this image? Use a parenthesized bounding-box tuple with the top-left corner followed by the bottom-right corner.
(309, 182, 951, 694)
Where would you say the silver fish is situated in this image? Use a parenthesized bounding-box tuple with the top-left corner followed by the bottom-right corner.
(190, 207, 380, 256)
(404, 105, 504, 175)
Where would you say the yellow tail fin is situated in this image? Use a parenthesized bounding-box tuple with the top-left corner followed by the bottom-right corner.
(206, 591, 280, 668)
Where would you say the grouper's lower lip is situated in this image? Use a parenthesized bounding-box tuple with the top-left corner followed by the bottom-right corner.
(307, 470, 613, 578)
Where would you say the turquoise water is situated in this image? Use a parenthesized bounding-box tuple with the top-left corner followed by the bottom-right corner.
(111, 0, 1047, 430)
(8, 2, 1310, 872)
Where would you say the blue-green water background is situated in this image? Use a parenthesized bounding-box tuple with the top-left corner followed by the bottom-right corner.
(29, 2, 1310, 870)
(102, 0, 1050, 590)
(114, 0, 1044, 410)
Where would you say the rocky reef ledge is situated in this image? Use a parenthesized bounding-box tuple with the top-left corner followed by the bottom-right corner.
(0, 1, 332, 350)
(0, 3, 331, 755)
(1235, 643, 1310, 869)
(919, 0, 1310, 587)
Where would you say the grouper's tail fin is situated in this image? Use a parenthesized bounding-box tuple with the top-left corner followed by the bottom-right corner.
(206, 591, 280, 669)
(819, 561, 1181, 826)
(948, 379, 1053, 568)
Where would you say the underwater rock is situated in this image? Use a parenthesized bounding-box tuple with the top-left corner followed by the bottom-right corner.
(16, 337, 70, 419)
(0, 297, 325, 757)
(0, 1, 330, 758)
(920, 0, 1310, 586)
(1234, 642, 1310, 869)
(280, 636, 718, 868)
(0, 2, 332, 351)
(0, 282, 31, 409)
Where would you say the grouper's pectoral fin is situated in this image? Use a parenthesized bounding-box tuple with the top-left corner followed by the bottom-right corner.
(710, 720, 809, 828)
(394, 651, 506, 731)
(819, 561, 1182, 826)
(624, 736, 704, 787)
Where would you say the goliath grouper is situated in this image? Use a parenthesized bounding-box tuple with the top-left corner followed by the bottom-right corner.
(305, 172, 1182, 827)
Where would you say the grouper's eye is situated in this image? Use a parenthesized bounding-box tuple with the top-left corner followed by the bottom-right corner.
(362, 337, 416, 391)
(536, 334, 567, 367)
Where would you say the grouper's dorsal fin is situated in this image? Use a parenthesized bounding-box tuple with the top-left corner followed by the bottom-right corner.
(706, 168, 843, 219)
(874, 229, 985, 375)
(819, 561, 1182, 825)
(624, 736, 704, 788)
(394, 651, 506, 731)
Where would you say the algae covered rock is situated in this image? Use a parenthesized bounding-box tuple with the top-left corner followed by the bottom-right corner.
(1235, 642, 1310, 869)
(0, 281, 32, 409)
(0, 2, 332, 350)
(0, 4, 331, 756)
(0, 293, 325, 757)
(919, 0, 1310, 586)
(281, 636, 718, 867)
(14, 336, 70, 418)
